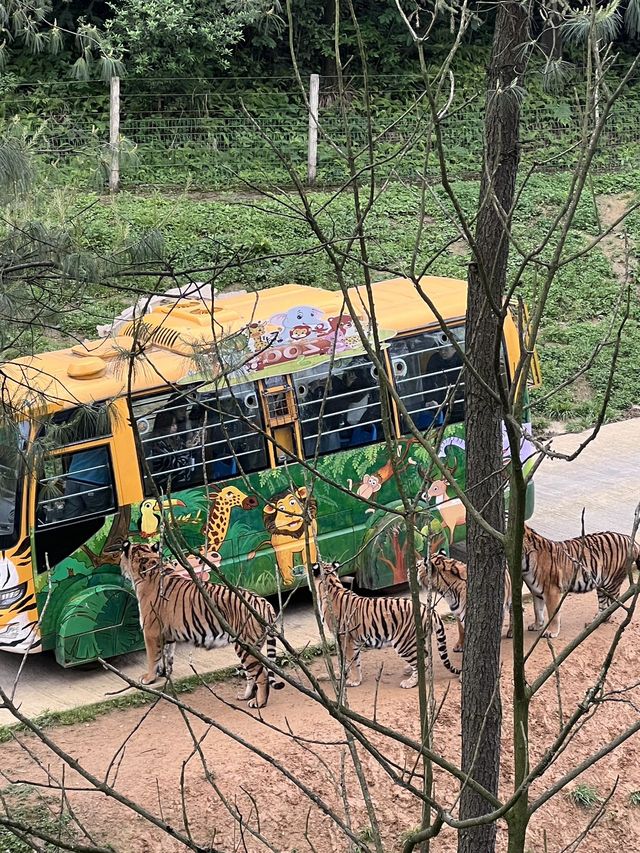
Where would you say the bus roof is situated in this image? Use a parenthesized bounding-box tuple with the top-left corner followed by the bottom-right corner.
(3, 276, 467, 413)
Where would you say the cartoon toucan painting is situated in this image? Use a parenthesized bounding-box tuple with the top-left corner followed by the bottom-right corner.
(138, 498, 186, 538)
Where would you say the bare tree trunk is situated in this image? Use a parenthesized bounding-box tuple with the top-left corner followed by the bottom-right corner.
(459, 3, 530, 852)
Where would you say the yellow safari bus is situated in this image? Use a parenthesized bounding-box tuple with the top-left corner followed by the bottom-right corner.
(0, 277, 539, 666)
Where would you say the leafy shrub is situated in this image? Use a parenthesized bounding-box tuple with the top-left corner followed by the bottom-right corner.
(567, 783, 601, 809)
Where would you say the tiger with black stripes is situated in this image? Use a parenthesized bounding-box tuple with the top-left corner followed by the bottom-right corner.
(120, 542, 284, 707)
(311, 561, 460, 688)
(523, 524, 640, 638)
(417, 552, 513, 652)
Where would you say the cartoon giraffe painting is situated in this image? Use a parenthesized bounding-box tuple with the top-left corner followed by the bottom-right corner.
(203, 485, 259, 554)
(175, 485, 259, 580)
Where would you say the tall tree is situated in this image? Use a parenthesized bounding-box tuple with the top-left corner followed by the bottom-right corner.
(459, 3, 530, 852)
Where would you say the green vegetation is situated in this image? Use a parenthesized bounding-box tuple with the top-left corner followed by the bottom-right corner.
(0, 784, 75, 853)
(567, 783, 601, 809)
(629, 790, 640, 806)
(4, 74, 639, 195)
(31, 168, 640, 430)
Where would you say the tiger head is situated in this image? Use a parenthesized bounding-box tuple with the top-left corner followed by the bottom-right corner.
(310, 560, 341, 600)
(311, 560, 340, 580)
(121, 541, 162, 584)
(419, 552, 467, 597)
(263, 487, 317, 539)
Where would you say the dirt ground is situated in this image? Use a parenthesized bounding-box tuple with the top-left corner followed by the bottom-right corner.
(3, 594, 640, 853)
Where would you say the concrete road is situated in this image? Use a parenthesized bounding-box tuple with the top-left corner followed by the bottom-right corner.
(1, 418, 638, 725)
(532, 418, 639, 539)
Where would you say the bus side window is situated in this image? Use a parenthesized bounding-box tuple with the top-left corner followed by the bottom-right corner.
(134, 391, 197, 494)
(133, 384, 268, 493)
(197, 383, 268, 481)
(36, 447, 116, 528)
(295, 355, 383, 457)
(389, 328, 465, 432)
(34, 445, 117, 572)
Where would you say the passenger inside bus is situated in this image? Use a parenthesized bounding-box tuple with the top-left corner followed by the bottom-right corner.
(298, 358, 381, 455)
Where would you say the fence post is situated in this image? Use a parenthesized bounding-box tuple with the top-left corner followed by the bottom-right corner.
(307, 73, 320, 186)
(109, 75, 120, 193)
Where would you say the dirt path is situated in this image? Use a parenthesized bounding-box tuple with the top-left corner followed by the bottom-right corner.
(3, 594, 640, 852)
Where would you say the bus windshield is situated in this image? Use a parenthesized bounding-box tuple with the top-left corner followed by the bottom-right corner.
(0, 421, 28, 548)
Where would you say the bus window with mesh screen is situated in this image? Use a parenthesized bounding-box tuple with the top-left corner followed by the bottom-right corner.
(195, 383, 268, 482)
(389, 327, 465, 432)
(133, 383, 267, 491)
(295, 355, 383, 457)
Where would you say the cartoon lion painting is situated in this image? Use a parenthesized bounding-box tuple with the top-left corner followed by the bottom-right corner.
(248, 486, 318, 585)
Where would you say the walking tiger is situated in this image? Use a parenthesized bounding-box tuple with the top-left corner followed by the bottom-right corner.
(522, 524, 640, 638)
(311, 560, 460, 687)
(417, 552, 512, 652)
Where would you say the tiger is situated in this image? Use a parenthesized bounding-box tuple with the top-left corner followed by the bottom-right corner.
(523, 524, 640, 638)
(311, 561, 460, 688)
(120, 542, 284, 708)
(417, 552, 513, 652)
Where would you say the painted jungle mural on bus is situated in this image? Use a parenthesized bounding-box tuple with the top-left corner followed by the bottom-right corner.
(30, 419, 535, 665)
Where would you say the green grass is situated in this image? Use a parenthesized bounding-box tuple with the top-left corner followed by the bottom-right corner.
(629, 790, 640, 806)
(350, 825, 377, 853)
(0, 784, 76, 852)
(0, 643, 332, 743)
(567, 783, 601, 809)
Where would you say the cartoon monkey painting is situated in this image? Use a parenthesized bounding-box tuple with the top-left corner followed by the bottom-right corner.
(348, 473, 383, 512)
(348, 441, 418, 512)
(290, 324, 312, 341)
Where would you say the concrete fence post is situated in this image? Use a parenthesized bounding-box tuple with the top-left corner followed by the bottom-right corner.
(109, 75, 120, 193)
(307, 73, 320, 186)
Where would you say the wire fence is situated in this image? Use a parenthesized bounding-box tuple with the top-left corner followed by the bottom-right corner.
(2, 74, 640, 191)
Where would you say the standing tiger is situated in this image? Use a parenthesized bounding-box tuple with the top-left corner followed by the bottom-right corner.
(523, 524, 640, 638)
(417, 552, 513, 652)
(120, 542, 284, 708)
(311, 561, 460, 688)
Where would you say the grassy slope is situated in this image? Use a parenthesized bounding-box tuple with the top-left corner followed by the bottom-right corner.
(53, 170, 640, 430)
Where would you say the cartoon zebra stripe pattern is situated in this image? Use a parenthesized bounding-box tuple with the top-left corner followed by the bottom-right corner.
(311, 561, 460, 687)
(523, 524, 640, 638)
(120, 542, 284, 707)
(416, 552, 512, 652)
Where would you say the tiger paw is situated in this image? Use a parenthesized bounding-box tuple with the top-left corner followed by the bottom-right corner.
(400, 675, 418, 689)
(528, 623, 541, 632)
(140, 673, 160, 685)
(346, 679, 362, 687)
(453, 644, 463, 653)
